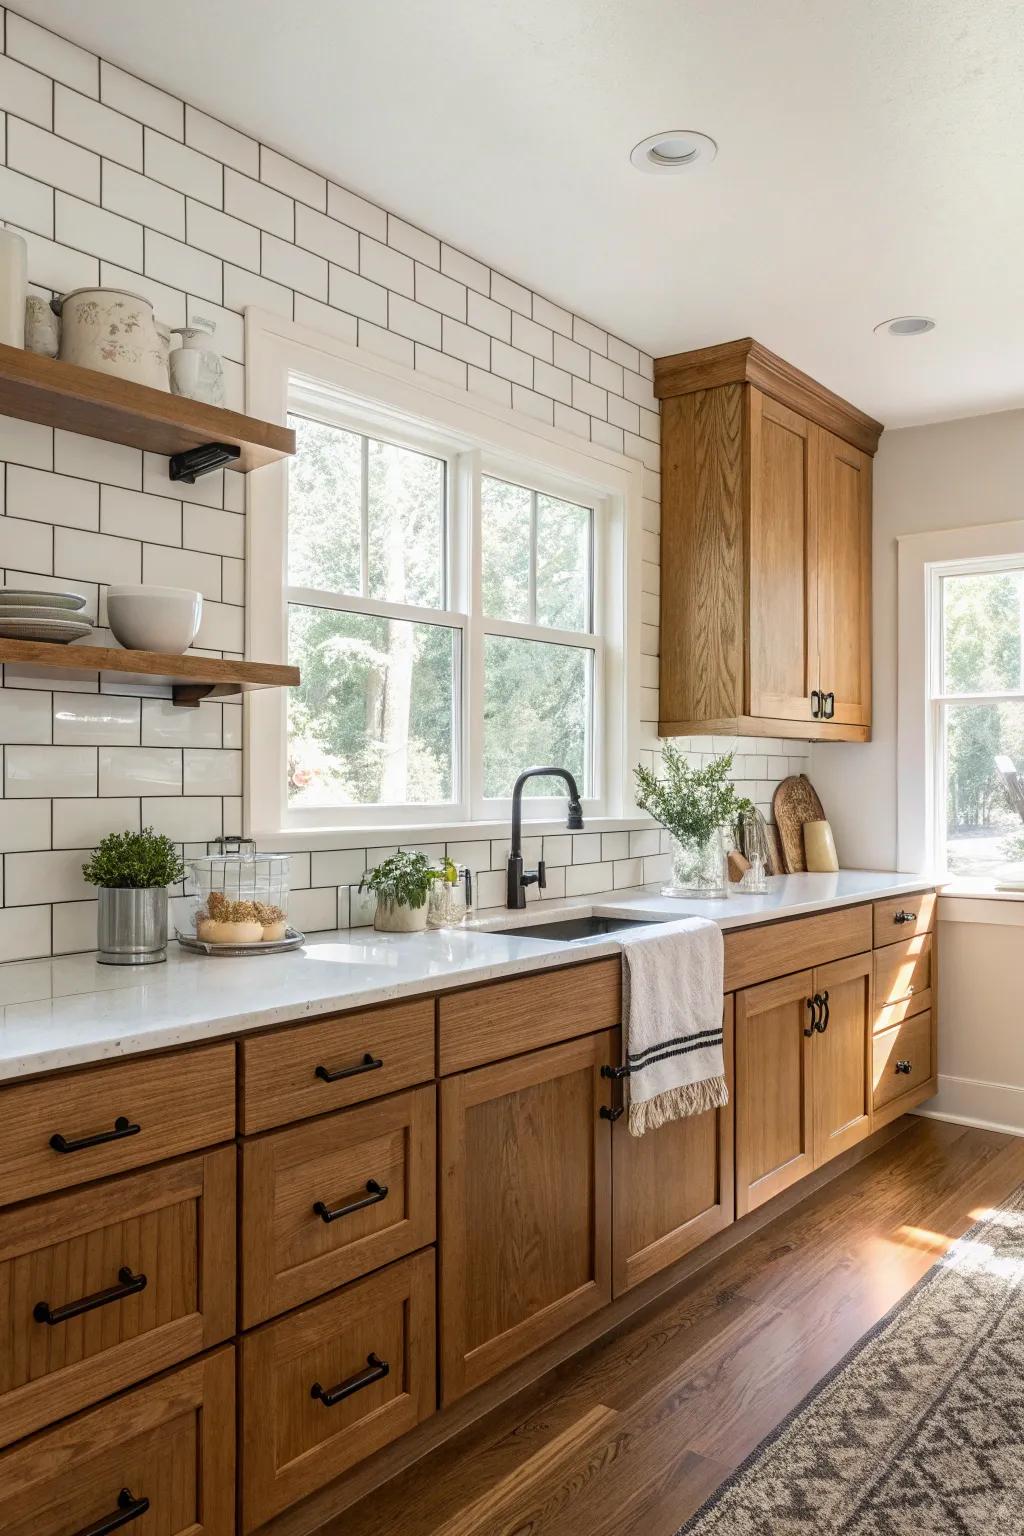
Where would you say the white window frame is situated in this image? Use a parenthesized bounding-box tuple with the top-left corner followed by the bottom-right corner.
(244, 308, 644, 842)
(897, 518, 1024, 877)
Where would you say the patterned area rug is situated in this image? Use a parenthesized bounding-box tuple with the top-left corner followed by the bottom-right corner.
(678, 1185, 1024, 1535)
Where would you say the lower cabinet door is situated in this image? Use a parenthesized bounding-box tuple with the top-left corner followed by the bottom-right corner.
(611, 999, 734, 1296)
(811, 952, 872, 1166)
(735, 971, 814, 1216)
(0, 1148, 235, 1448)
(439, 1031, 615, 1405)
(240, 1249, 435, 1531)
(0, 1347, 234, 1536)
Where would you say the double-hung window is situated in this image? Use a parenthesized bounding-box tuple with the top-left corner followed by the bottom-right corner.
(930, 557, 1024, 877)
(270, 375, 619, 833)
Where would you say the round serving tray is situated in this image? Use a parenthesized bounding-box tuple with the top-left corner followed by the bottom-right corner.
(176, 927, 306, 957)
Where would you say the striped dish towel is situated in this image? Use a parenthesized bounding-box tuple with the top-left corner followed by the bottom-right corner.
(620, 918, 727, 1135)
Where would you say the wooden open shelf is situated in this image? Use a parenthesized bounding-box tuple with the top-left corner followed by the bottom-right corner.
(0, 343, 295, 472)
(0, 638, 299, 707)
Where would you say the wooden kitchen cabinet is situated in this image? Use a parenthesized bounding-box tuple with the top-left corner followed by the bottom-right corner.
(611, 999, 734, 1295)
(654, 337, 880, 741)
(439, 1030, 615, 1404)
(735, 951, 873, 1214)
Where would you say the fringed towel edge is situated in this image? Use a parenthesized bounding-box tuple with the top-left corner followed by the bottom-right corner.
(628, 1074, 729, 1137)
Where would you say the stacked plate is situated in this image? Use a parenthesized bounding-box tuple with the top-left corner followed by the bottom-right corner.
(0, 588, 94, 643)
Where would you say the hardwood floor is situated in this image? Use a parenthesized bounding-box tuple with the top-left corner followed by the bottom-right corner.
(323, 1119, 1024, 1536)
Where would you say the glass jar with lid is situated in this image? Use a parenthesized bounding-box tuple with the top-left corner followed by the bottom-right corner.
(177, 837, 292, 946)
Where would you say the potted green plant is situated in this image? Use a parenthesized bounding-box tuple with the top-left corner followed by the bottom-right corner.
(82, 828, 185, 965)
(359, 851, 442, 933)
(634, 747, 753, 898)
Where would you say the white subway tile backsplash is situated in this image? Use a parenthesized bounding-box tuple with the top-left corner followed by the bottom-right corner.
(613, 857, 643, 888)
(533, 358, 572, 405)
(0, 413, 52, 469)
(52, 899, 99, 954)
(53, 693, 139, 746)
(13, 224, 97, 291)
(183, 748, 241, 795)
(310, 848, 366, 887)
(290, 884, 340, 934)
(99, 746, 181, 796)
(7, 744, 96, 798)
(102, 161, 184, 239)
(142, 794, 221, 842)
(7, 465, 98, 531)
(359, 233, 412, 296)
(261, 232, 327, 299)
(145, 228, 221, 302)
(0, 512, 50, 574)
(388, 214, 439, 268)
(467, 366, 511, 408)
(0, 53, 52, 129)
(553, 333, 589, 378)
(294, 202, 355, 268)
(0, 799, 51, 852)
(56, 190, 142, 268)
(144, 126, 221, 205)
(100, 63, 182, 137)
(442, 316, 489, 369)
(629, 829, 661, 857)
(601, 831, 630, 861)
(53, 430, 140, 489)
(0, 905, 51, 961)
(141, 542, 220, 600)
(52, 795, 139, 848)
(0, 687, 51, 743)
(554, 403, 589, 440)
(565, 862, 611, 897)
(55, 84, 141, 169)
(0, 164, 52, 236)
(55, 526, 139, 585)
(101, 484, 181, 546)
(491, 271, 531, 317)
(260, 145, 325, 210)
(8, 117, 98, 199)
(542, 835, 572, 867)
(511, 312, 553, 363)
(440, 244, 488, 295)
(329, 263, 387, 325)
(187, 197, 258, 269)
(572, 376, 607, 420)
(142, 698, 221, 748)
(295, 294, 356, 344)
(510, 384, 552, 424)
(327, 182, 386, 238)
(415, 263, 466, 320)
(7, 13, 96, 95)
(184, 105, 257, 176)
(467, 291, 511, 343)
(182, 503, 242, 558)
(389, 292, 441, 348)
(491, 338, 533, 387)
(194, 599, 243, 652)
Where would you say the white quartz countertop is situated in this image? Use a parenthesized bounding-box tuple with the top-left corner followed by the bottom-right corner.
(0, 870, 932, 1082)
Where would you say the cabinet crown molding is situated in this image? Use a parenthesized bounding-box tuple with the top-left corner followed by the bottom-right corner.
(653, 337, 884, 456)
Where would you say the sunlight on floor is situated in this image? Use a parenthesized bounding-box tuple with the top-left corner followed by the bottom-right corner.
(897, 1205, 1024, 1281)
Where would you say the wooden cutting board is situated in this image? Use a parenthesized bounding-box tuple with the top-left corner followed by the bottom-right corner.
(772, 774, 826, 873)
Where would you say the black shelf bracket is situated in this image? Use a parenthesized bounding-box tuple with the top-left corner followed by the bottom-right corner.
(169, 442, 241, 484)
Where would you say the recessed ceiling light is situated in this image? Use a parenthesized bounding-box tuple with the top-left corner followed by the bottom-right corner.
(873, 315, 936, 337)
(630, 130, 717, 174)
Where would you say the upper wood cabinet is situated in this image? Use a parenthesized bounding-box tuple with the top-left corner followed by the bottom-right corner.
(654, 338, 881, 742)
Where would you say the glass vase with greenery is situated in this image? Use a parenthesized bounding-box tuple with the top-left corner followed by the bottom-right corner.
(82, 828, 186, 966)
(359, 850, 442, 933)
(634, 747, 753, 898)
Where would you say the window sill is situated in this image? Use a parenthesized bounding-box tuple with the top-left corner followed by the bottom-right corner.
(939, 878, 1024, 925)
(253, 815, 658, 854)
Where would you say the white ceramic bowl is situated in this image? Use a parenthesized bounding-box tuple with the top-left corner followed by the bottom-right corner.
(106, 585, 203, 654)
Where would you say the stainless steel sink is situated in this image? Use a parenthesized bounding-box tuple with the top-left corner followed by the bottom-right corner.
(498, 915, 657, 943)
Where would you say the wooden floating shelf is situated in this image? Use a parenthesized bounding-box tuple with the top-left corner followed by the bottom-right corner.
(0, 638, 299, 707)
(0, 342, 295, 473)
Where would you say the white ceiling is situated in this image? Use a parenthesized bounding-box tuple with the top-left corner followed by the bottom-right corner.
(16, 0, 1024, 427)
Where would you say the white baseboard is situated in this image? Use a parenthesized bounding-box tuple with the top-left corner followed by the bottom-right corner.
(914, 1073, 1024, 1138)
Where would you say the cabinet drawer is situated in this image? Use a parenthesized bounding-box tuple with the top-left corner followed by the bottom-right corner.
(0, 1045, 235, 1207)
(241, 1086, 435, 1326)
(240, 1250, 435, 1530)
(0, 1346, 234, 1536)
(723, 905, 872, 992)
(439, 956, 621, 1073)
(0, 1148, 235, 1448)
(240, 998, 435, 1133)
(873, 1012, 933, 1111)
(873, 933, 932, 1023)
(872, 891, 936, 946)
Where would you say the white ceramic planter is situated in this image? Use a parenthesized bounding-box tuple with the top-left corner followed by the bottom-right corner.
(373, 900, 429, 934)
(25, 295, 59, 357)
(58, 288, 169, 390)
(169, 316, 225, 405)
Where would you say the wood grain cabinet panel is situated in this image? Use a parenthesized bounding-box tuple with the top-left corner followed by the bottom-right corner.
(873, 934, 932, 1025)
(439, 1031, 615, 1404)
(653, 339, 880, 741)
(241, 1086, 435, 1326)
(724, 904, 872, 992)
(811, 952, 872, 1165)
(612, 1000, 734, 1296)
(438, 957, 621, 1074)
(873, 1013, 935, 1124)
(0, 1346, 234, 1536)
(240, 1250, 435, 1531)
(735, 971, 815, 1216)
(872, 891, 936, 947)
(0, 1045, 234, 1207)
(0, 1149, 234, 1448)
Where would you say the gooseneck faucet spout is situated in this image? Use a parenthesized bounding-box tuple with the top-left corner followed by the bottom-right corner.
(506, 766, 584, 909)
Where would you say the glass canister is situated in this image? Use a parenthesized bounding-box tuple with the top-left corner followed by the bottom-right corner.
(178, 837, 291, 945)
(427, 864, 473, 928)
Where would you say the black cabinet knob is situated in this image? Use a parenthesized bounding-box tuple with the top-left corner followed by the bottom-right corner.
(895, 1059, 913, 1074)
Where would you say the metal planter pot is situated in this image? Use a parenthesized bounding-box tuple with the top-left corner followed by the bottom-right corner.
(97, 887, 168, 966)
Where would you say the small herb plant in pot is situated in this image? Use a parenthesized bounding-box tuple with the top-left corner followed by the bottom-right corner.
(359, 851, 441, 933)
(82, 828, 185, 965)
(634, 747, 753, 899)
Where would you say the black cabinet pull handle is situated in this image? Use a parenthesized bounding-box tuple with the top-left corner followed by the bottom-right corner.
(74, 1487, 150, 1536)
(893, 909, 917, 925)
(600, 1064, 630, 1080)
(804, 995, 820, 1036)
(50, 1116, 141, 1155)
(895, 1059, 913, 1074)
(314, 1053, 383, 1083)
(600, 1104, 624, 1122)
(34, 1265, 146, 1326)
(815, 990, 830, 1033)
(810, 689, 821, 719)
(827, 691, 836, 719)
(311, 1352, 389, 1407)
(313, 1180, 388, 1224)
